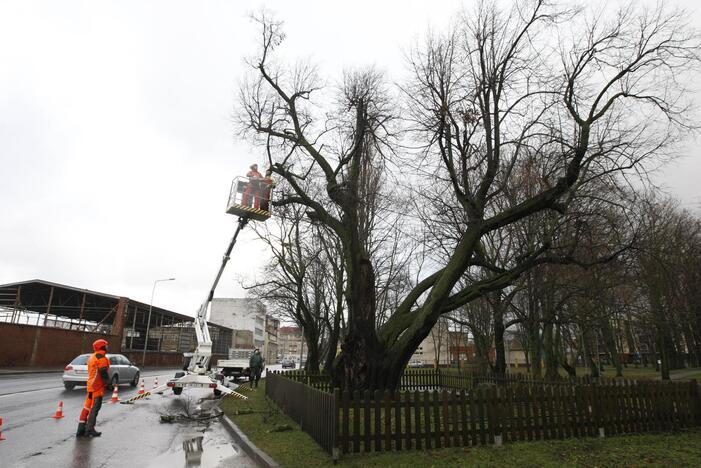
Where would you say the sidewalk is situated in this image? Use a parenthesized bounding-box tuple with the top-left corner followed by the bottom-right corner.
(0, 367, 64, 375)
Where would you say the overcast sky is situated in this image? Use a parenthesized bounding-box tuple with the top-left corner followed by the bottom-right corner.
(1, 0, 699, 318)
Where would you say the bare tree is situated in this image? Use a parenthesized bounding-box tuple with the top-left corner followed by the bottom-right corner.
(238, 2, 699, 389)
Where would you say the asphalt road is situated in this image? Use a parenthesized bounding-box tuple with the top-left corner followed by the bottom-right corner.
(0, 370, 256, 468)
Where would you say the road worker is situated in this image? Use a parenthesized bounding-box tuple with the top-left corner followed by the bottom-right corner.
(241, 164, 263, 207)
(76, 338, 111, 437)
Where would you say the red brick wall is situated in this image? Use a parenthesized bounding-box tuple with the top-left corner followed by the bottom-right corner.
(0, 323, 35, 367)
(0, 322, 120, 368)
(0, 323, 226, 369)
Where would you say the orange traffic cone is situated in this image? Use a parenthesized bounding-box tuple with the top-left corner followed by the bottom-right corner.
(51, 401, 64, 419)
(0, 417, 6, 441)
(137, 379, 145, 395)
(110, 386, 120, 403)
(152, 377, 159, 390)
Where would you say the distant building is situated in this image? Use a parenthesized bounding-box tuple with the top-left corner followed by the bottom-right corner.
(448, 330, 477, 364)
(264, 315, 280, 364)
(210, 298, 267, 352)
(410, 321, 450, 366)
(485, 336, 528, 368)
(278, 326, 306, 362)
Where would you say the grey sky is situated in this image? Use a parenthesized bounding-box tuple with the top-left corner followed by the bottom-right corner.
(1, 0, 699, 317)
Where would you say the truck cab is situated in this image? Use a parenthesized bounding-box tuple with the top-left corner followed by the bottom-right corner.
(216, 348, 255, 382)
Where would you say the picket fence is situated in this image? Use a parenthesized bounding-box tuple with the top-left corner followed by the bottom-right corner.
(265, 371, 701, 459)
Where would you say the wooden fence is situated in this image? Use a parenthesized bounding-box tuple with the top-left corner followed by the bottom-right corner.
(335, 380, 701, 454)
(266, 371, 701, 457)
(265, 371, 336, 454)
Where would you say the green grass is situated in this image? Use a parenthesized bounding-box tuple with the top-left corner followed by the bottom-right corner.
(221, 379, 701, 468)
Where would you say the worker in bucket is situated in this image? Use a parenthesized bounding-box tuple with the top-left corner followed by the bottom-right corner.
(249, 348, 264, 389)
(258, 167, 275, 212)
(241, 163, 263, 207)
(76, 339, 111, 437)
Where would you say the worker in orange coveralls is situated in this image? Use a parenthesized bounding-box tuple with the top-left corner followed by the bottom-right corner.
(241, 163, 263, 207)
(76, 339, 111, 437)
(257, 167, 275, 211)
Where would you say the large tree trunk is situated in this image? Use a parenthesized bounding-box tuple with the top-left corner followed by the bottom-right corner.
(304, 325, 321, 374)
(493, 311, 506, 375)
(582, 328, 600, 378)
(601, 319, 623, 377)
(323, 295, 343, 374)
(338, 257, 383, 389)
(682, 326, 699, 368)
(542, 322, 560, 380)
(526, 321, 542, 378)
(658, 332, 671, 380)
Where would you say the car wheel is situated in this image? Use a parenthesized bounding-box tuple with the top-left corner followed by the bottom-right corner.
(131, 371, 140, 387)
(173, 387, 183, 395)
(64, 382, 75, 390)
(110, 374, 119, 388)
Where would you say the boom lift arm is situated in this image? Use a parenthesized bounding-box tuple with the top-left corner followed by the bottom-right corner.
(122, 171, 272, 404)
(189, 216, 249, 374)
(122, 216, 251, 403)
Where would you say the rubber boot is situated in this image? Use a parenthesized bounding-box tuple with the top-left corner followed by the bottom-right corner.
(86, 429, 102, 437)
(76, 422, 86, 437)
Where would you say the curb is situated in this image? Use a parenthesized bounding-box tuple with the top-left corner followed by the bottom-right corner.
(0, 369, 63, 375)
(220, 413, 280, 468)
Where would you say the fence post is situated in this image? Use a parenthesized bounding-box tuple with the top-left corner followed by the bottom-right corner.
(592, 382, 604, 438)
(333, 388, 340, 463)
(494, 386, 503, 446)
(690, 379, 701, 427)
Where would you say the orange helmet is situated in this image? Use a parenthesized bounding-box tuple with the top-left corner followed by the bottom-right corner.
(92, 339, 108, 351)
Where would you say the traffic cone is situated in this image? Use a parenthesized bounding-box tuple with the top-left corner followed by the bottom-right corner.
(152, 377, 159, 390)
(137, 379, 145, 395)
(0, 417, 6, 441)
(110, 386, 120, 403)
(51, 401, 65, 419)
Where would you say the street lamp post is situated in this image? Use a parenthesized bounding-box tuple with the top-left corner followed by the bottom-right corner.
(142, 277, 175, 367)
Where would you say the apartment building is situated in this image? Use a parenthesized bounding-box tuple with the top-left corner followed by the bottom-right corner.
(278, 326, 306, 362)
(264, 315, 280, 364)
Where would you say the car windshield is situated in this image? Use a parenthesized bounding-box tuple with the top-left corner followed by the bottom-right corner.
(70, 354, 91, 365)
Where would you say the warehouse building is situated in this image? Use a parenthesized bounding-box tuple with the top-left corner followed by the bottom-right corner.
(0, 279, 232, 368)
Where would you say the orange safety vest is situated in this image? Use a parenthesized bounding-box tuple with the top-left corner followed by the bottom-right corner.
(87, 351, 110, 395)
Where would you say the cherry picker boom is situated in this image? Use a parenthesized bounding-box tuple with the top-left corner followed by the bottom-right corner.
(122, 174, 272, 403)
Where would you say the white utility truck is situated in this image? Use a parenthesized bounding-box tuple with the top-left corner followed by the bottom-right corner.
(216, 349, 256, 383)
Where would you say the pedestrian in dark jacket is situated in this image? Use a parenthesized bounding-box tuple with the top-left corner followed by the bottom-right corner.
(249, 349, 264, 389)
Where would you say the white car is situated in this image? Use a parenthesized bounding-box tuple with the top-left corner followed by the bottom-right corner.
(62, 353, 141, 390)
(281, 358, 296, 369)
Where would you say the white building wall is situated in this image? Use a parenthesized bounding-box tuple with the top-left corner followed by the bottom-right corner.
(210, 298, 266, 350)
(410, 326, 450, 366)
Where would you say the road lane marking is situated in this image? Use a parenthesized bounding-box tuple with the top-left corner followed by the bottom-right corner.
(0, 386, 66, 398)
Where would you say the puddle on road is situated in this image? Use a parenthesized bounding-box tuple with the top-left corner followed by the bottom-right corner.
(147, 430, 245, 468)
(147, 394, 255, 468)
